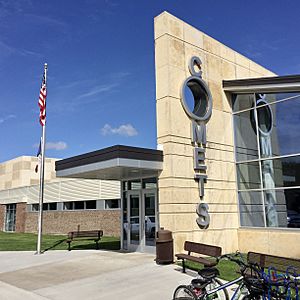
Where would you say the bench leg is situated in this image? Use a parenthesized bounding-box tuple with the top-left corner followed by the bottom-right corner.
(95, 240, 99, 250)
(182, 259, 186, 273)
(67, 241, 71, 251)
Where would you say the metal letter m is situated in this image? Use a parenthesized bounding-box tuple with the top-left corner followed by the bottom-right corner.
(191, 120, 206, 146)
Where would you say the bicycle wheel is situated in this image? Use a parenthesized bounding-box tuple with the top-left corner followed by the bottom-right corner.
(173, 284, 198, 300)
(205, 278, 229, 300)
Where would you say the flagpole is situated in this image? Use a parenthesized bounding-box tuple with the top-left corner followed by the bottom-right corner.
(36, 63, 47, 255)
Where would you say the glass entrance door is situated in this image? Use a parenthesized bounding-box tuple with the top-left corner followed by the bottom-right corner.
(128, 192, 140, 251)
(125, 190, 157, 252)
(5, 204, 16, 232)
(143, 191, 157, 249)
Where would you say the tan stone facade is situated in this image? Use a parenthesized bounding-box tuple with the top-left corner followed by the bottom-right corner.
(0, 156, 57, 191)
(237, 228, 300, 257)
(154, 12, 276, 255)
(25, 210, 120, 236)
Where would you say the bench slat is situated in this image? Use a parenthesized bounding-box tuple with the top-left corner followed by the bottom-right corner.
(68, 230, 103, 239)
(184, 241, 221, 257)
(175, 253, 217, 267)
(248, 252, 300, 273)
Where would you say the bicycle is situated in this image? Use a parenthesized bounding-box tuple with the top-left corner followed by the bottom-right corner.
(259, 266, 300, 300)
(173, 252, 266, 300)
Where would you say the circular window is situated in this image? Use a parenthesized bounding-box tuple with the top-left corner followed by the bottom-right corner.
(181, 76, 213, 122)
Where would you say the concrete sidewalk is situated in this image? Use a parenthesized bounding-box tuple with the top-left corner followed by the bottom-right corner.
(0, 250, 194, 299)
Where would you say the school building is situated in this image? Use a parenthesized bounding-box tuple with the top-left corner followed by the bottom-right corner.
(2, 12, 300, 257)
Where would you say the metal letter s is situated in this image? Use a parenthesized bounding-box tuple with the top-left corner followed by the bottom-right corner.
(196, 203, 210, 229)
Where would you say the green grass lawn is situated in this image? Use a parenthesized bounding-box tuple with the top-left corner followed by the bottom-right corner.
(0, 232, 120, 252)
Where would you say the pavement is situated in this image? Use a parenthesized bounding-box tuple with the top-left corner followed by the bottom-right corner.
(0, 250, 197, 300)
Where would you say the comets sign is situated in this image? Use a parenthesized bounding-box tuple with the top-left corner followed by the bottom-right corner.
(180, 56, 213, 229)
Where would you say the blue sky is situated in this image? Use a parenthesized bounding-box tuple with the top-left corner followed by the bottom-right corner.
(0, 0, 299, 162)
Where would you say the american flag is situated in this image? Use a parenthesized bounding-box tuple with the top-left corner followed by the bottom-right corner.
(38, 74, 47, 126)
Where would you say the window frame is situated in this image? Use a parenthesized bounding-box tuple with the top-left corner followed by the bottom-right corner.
(232, 91, 300, 229)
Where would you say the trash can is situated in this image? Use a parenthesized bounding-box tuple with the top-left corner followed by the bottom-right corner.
(155, 228, 173, 264)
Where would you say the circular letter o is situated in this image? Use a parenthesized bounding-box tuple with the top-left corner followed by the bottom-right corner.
(181, 76, 213, 122)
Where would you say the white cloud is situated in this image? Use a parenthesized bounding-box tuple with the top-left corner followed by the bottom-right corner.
(78, 83, 118, 99)
(101, 124, 138, 137)
(0, 114, 16, 124)
(110, 71, 131, 79)
(45, 141, 67, 151)
(0, 40, 41, 58)
(33, 141, 67, 151)
(57, 79, 92, 90)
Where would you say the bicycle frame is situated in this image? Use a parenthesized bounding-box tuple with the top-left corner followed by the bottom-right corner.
(204, 276, 246, 300)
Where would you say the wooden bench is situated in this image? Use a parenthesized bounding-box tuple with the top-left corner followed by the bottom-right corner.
(175, 241, 222, 273)
(247, 251, 300, 274)
(66, 230, 103, 251)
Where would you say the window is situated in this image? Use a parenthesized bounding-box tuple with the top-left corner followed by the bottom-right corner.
(64, 202, 73, 210)
(234, 110, 258, 161)
(32, 203, 57, 211)
(5, 204, 16, 232)
(233, 92, 300, 228)
(32, 204, 39, 211)
(86, 200, 96, 209)
(74, 201, 84, 210)
(49, 203, 57, 210)
(128, 180, 142, 190)
(105, 199, 120, 209)
(63, 200, 97, 210)
(124, 178, 158, 190)
(142, 178, 157, 189)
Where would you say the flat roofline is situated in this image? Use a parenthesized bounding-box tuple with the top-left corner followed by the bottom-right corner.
(223, 74, 300, 93)
(56, 145, 163, 172)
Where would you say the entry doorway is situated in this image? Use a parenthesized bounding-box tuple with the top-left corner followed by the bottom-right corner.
(5, 203, 16, 232)
(122, 178, 158, 253)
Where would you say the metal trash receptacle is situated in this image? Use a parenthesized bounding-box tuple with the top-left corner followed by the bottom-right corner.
(155, 228, 173, 264)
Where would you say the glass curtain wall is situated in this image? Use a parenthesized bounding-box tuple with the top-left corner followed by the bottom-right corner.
(233, 92, 300, 228)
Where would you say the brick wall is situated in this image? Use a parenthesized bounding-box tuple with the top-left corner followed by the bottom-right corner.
(0, 204, 5, 231)
(16, 203, 26, 232)
(25, 210, 121, 237)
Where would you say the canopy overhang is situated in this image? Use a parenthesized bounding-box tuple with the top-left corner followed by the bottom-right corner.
(56, 145, 163, 181)
(223, 74, 300, 93)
